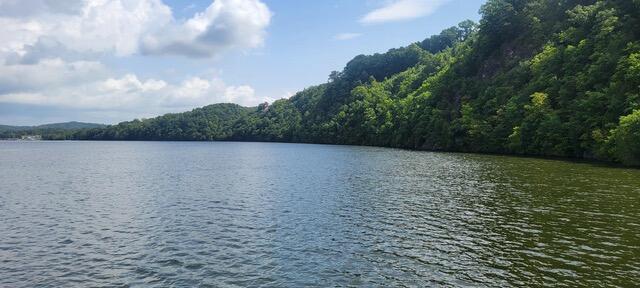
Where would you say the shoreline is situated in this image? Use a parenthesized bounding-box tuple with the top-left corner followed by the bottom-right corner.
(4, 138, 636, 169)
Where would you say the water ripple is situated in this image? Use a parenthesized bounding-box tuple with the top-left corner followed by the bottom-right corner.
(0, 141, 639, 287)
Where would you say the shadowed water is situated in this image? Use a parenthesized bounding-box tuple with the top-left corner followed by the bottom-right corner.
(0, 141, 638, 287)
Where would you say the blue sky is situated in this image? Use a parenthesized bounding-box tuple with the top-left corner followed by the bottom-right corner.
(0, 0, 485, 125)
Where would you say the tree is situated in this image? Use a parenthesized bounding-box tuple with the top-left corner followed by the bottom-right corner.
(609, 110, 640, 165)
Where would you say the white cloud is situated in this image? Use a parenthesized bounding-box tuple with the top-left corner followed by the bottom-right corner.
(223, 86, 255, 103)
(0, 0, 275, 123)
(141, 0, 272, 57)
(334, 33, 362, 41)
(281, 91, 295, 98)
(0, 0, 271, 61)
(63, 0, 173, 56)
(0, 59, 269, 112)
(0, 0, 84, 17)
(0, 58, 108, 94)
(360, 0, 450, 24)
(0, 0, 173, 60)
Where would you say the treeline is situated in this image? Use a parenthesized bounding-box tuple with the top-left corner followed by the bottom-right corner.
(0, 122, 105, 140)
(75, 0, 640, 166)
(73, 104, 251, 141)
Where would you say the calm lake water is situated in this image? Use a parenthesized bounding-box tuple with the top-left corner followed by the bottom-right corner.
(1, 141, 639, 287)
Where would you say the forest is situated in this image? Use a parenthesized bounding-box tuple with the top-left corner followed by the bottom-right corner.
(0, 122, 105, 140)
(68, 0, 640, 166)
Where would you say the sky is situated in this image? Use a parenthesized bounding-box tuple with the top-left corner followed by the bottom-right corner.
(0, 0, 486, 125)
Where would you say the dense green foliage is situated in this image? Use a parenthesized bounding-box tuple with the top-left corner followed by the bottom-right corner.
(74, 104, 251, 141)
(0, 122, 105, 140)
(73, 0, 640, 165)
(610, 109, 640, 165)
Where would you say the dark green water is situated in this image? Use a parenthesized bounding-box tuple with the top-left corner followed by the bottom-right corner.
(0, 141, 638, 287)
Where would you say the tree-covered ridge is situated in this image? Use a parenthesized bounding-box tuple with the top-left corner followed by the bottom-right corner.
(0, 122, 105, 140)
(0, 121, 104, 132)
(75, 103, 251, 141)
(75, 0, 640, 165)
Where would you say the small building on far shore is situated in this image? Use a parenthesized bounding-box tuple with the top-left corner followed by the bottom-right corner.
(20, 135, 42, 141)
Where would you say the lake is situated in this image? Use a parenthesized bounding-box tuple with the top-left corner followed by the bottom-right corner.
(0, 141, 638, 287)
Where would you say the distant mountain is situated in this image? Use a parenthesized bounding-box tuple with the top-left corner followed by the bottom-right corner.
(0, 121, 105, 132)
(73, 104, 252, 141)
(0, 122, 106, 140)
(74, 0, 640, 166)
(0, 124, 30, 132)
(35, 121, 106, 130)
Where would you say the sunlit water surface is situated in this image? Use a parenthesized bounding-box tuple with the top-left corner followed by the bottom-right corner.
(1, 141, 638, 287)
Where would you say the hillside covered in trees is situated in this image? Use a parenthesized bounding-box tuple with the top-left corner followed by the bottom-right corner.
(73, 0, 640, 166)
(0, 122, 105, 140)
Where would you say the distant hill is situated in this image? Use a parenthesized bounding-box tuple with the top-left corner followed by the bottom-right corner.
(0, 124, 30, 132)
(0, 122, 106, 139)
(0, 121, 105, 132)
(38, 121, 106, 130)
(73, 104, 252, 141)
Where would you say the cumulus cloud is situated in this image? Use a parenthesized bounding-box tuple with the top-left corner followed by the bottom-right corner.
(0, 0, 274, 123)
(333, 33, 362, 41)
(0, 0, 272, 61)
(0, 0, 84, 17)
(0, 67, 270, 111)
(360, 0, 450, 24)
(0, 58, 108, 94)
(142, 0, 272, 57)
(0, 0, 173, 60)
